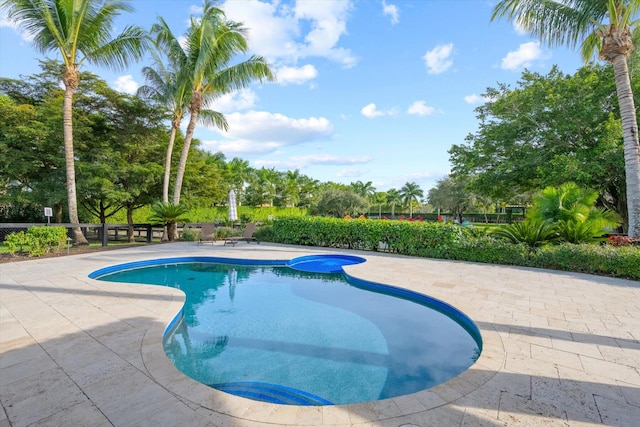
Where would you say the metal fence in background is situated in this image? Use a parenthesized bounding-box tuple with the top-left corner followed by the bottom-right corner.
(0, 223, 165, 246)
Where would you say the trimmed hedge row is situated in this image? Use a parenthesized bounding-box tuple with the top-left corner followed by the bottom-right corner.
(256, 218, 640, 281)
(267, 217, 464, 255)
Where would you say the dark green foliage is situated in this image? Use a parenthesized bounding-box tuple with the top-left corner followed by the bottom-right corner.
(491, 219, 558, 248)
(261, 216, 638, 280)
(269, 217, 463, 254)
(148, 202, 190, 241)
(531, 244, 640, 280)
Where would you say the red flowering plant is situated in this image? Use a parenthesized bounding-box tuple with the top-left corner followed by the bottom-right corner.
(607, 235, 640, 246)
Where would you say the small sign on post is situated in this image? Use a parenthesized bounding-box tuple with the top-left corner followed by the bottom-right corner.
(44, 207, 52, 225)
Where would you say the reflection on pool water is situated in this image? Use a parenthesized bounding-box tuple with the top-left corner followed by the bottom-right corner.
(92, 256, 481, 406)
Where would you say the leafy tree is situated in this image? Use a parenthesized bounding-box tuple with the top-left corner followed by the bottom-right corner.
(315, 189, 369, 217)
(1, 0, 149, 244)
(400, 182, 424, 218)
(77, 91, 166, 241)
(152, 0, 274, 205)
(427, 177, 475, 222)
(449, 65, 628, 226)
(0, 92, 68, 222)
(492, 0, 640, 238)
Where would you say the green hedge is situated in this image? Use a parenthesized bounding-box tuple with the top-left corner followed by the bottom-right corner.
(269, 217, 464, 255)
(5, 226, 67, 257)
(262, 218, 639, 281)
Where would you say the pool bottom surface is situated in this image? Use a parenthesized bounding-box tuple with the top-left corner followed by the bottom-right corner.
(97, 261, 480, 405)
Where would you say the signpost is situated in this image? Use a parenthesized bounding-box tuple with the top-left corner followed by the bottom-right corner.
(44, 207, 52, 225)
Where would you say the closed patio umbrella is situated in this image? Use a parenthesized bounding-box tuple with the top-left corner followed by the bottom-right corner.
(228, 189, 238, 222)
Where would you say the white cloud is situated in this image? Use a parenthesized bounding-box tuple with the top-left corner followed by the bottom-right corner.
(337, 168, 366, 178)
(407, 101, 435, 116)
(275, 64, 318, 85)
(1, 12, 33, 41)
(222, 0, 357, 69)
(290, 154, 372, 165)
(361, 103, 395, 118)
(209, 89, 258, 112)
(382, 1, 399, 25)
(202, 110, 334, 156)
(501, 41, 542, 70)
(464, 94, 489, 104)
(113, 75, 138, 94)
(423, 43, 454, 74)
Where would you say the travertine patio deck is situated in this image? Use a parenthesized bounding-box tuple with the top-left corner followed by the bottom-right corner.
(1, 242, 638, 426)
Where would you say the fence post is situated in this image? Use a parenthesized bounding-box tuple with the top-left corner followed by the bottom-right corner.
(146, 224, 152, 243)
(102, 224, 108, 247)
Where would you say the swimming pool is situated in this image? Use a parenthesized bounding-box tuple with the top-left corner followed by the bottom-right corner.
(91, 255, 481, 405)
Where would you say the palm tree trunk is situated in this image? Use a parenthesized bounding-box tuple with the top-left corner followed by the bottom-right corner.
(163, 125, 177, 203)
(62, 78, 88, 245)
(173, 93, 202, 206)
(612, 55, 640, 238)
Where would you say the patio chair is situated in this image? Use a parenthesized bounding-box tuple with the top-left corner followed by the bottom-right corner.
(198, 222, 216, 245)
(224, 222, 259, 245)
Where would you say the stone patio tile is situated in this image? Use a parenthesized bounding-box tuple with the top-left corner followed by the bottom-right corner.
(594, 394, 640, 427)
(579, 355, 640, 386)
(1, 367, 87, 427)
(550, 337, 603, 359)
(2, 243, 639, 426)
(29, 401, 110, 427)
(530, 344, 584, 371)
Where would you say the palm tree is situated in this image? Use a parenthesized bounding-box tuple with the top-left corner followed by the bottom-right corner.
(153, 0, 274, 205)
(227, 158, 252, 204)
(400, 182, 424, 218)
(386, 188, 402, 218)
(2, 0, 148, 244)
(137, 49, 191, 204)
(492, 0, 640, 238)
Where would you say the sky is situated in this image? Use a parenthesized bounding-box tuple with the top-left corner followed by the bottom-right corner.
(0, 0, 586, 193)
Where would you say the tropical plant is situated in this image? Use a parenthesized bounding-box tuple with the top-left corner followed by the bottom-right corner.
(527, 182, 621, 243)
(1, 0, 149, 244)
(137, 50, 191, 203)
(492, 219, 558, 249)
(492, 0, 640, 238)
(386, 188, 402, 217)
(400, 182, 424, 218)
(148, 202, 190, 241)
(152, 0, 274, 205)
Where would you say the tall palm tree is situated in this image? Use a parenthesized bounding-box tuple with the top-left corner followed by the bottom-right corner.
(400, 182, 424, 218)
(137, 49, 191, 204)
(492, 0, 640, 237)
(226, 157, 252, 204)
(1, 0, 148, 244)
(153, 0, 274, 205)
(386, 188, 402, 218)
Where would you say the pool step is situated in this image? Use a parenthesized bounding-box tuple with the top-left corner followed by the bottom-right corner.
(210, 381, 333, 406)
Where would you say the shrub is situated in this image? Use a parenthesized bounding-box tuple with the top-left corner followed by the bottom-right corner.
(491, 219, 558, 249)
(423, 236, 531, 266)
(180, 229, 199, 242)
(531, 244, 640, 280)
(5, 226, 67, 257)
(268, 217, 463, 254)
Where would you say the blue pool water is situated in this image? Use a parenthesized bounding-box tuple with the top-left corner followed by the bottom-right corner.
(92, 255, 481, 405)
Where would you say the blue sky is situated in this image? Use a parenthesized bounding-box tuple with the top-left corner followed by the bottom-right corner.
(0, 0, 585, 193)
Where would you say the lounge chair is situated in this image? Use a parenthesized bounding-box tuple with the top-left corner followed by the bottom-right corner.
(224, 222, 259, 245)
(198, 222, 216, 245)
